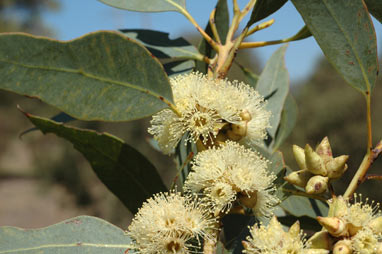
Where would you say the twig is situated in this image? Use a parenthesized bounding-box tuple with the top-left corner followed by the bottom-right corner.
(170, 151, 194, 190)
(245, 19, 275, 37)
(209, 8, 221, 44)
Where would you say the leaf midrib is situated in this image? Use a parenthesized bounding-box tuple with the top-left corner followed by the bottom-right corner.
(322, 0, 372, 92)
(0, 59, 168, 101)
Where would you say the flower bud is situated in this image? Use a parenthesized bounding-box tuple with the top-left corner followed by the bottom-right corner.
(326, 155, 349, 179)
(293, 145, 306, 170)
(328, 196, 348, 218)
(315, 136, 333, 162)
(305, 176, 329, 194)
(288, 220, 300, 237)
(284, 170, 313, 188)
(317, 216, 348, 237)
(305, 144, 327, 176)
(368, 216, 382, 234)
(333, 240, 352, 254)
(308, 230, 333, 250)
(240, 110, 252, 122)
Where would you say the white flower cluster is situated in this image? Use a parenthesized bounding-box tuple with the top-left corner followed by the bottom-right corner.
(128, 191, 216, 254)
(148, 72, 270, 154)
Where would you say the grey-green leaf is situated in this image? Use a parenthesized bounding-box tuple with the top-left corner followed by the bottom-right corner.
(281, 195, 329, 218)
(256, 45, 289, 141)
(98, 0, 186, 13)
(272, 93, 298, 151)
(247, 0, 287, 27)
(0, 31, 173, 121)
(120, 29, 200, 76)
(24, 111, 167, 213)
(195, 0, 229, 73)
(365, 0, 382, 23)
(0, 216, 134, 254)
(292, 0, 378, 93)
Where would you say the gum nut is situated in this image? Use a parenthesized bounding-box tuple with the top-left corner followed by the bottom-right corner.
(293, 145, 306, 170)
(317, 216, 348, 237)
(347, 223, 362, 237)
(226, 123, 246, 141)
(305, 249, 330, 254)
(328, 196, 348, 218)
(305, 144, 327, 175)
(326, 155, 349, 179)
(284, 170, 313, 188)
(315, 136, 333, 161)
(305, 176, 329, 194)
(288, 220, 300, 237)
(239, 191, 257, 209)
(333, 240, 352, 254)
(368, 216, 382, 234)
(308, 230, 333, 250)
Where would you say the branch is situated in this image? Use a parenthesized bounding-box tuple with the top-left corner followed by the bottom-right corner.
(209, 8, 221, 44)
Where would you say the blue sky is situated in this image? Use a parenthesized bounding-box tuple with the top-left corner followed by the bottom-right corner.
(42, 0, 382, 83)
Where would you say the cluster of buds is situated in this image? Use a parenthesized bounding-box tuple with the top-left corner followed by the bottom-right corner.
(308, 195, 382, 253)
(284, 137, 349, 194)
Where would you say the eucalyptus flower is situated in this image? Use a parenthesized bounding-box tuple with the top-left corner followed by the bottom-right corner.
(148, 72, 270, 154)
(128, 191, 216, 254)
(184, 141, 278, 216)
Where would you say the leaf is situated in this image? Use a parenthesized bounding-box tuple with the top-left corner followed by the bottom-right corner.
(120, 29, 200, 76)
(247, 0, 288, 27)
(291, 0, 378, 93)
(0, 31, 173, 121)
(256, 45, 289, 142)
(364, 0, 382, 23)
(281, 195, 329, 218)
(23, 111, 167, 213)
(98, 0, 186, 13)
(239, 64, 259, 89)
(287, 25, 312, 41)
(0, 215, 134, 254)
(272, 93, 298, 151)
(195, 0, 229, 73)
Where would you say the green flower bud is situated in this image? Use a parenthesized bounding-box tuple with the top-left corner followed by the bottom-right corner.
(368, 216, 382, 234)
(333, 240, 352, 254)
(328, 196, 348, 218)
(305, 175, 329, 194)
(308, 230, 333, 250)
(293, 144, 306, 170)
(284, 169, 313, 188)
(305, 144, 327, 176)
(317, 216, 348, 237)
(288, 220, 300, 237)
(326, 155, 349, 179)
(315, 136, 333, 163)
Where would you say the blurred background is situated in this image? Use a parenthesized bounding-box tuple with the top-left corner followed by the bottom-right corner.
(0, 0, 381, 230)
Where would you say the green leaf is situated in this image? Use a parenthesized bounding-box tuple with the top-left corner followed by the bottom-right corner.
(365, 0, 382, 23)
(247, 0, 288, 27)
(287, 25, 312, 41)
(195, 0, 229, 73)
(0, 31, 173, 121)
(98, 0, 186, 13)
(23, 111, 167, 213)
(256, 45, 289, 141)
(272, 93, 298, 151)
(238, 64, 259, 89)
(0, 216, 134, 254)
(120, 29, 200, 76)
(281, 195, 329, 218)
(291, 0, 378, 93)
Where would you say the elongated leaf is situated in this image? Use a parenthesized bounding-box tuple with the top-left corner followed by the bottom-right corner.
(365, 0, 382, 23)
(281, 195, 329, 218)
(195, 0, 229, 73)
(292, 0, 378, 93)
(0, 31, 173, 121)
(256, 45, 289, 141)
(288, 25, 312, 41)
(272, 93, 298, 151)
(0, 216, 134, 254)
(99, 0, 186, 13)
(247, 0, 287, 26)
(23, 111, 167, 213)
(120, 29, 200, 75)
